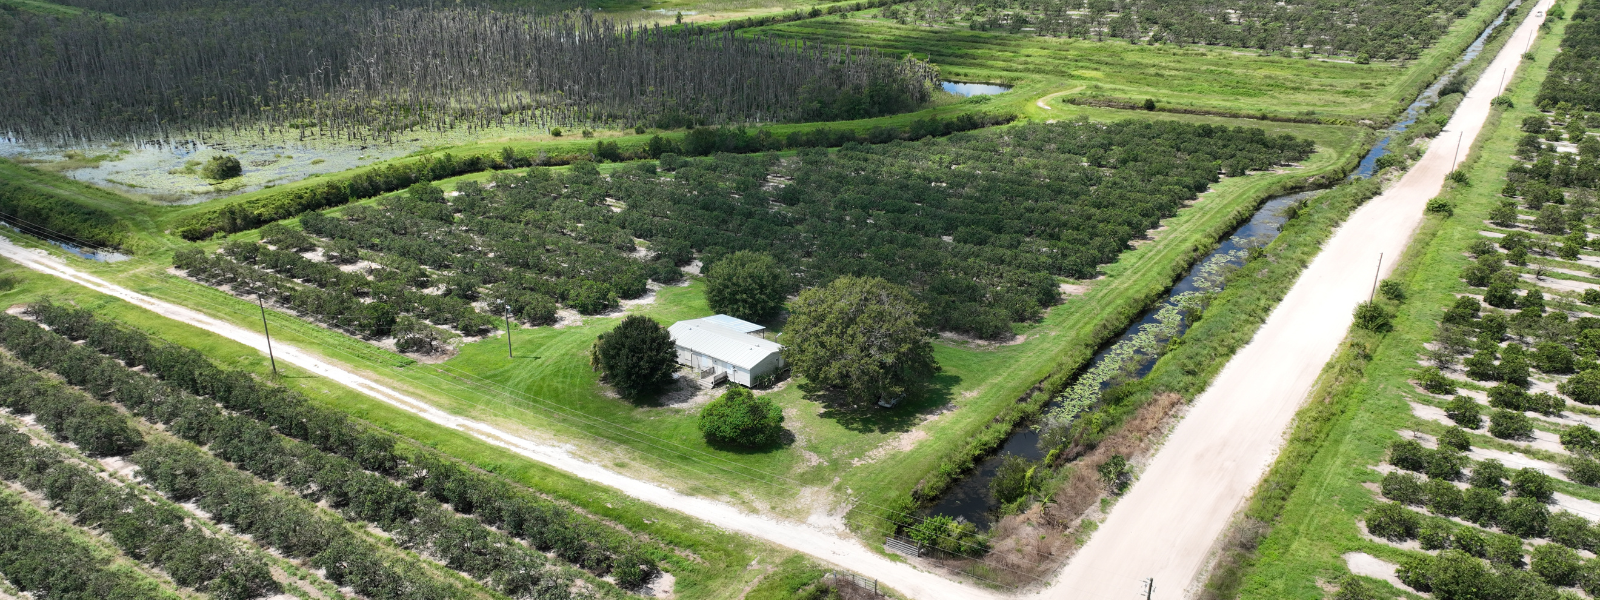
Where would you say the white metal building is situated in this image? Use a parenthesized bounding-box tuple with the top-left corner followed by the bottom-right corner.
(667, 315, 783, 386)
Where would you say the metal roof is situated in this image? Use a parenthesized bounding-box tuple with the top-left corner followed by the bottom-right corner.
(668, 318, 782, 370)
(700, 314, 766, 333)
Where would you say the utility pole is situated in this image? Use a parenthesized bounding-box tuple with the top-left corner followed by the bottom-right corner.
(1370, 253, 1384, 302)
(1452, 131, 1464, 171)
(1498, 68, 1507, 95)
(503, 303, 514, 359)
(1141, 578, 1155, 599)
(257, 295, 278, 378)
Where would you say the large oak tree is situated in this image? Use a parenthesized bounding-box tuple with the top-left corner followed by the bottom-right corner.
(783, 276, 936, 407)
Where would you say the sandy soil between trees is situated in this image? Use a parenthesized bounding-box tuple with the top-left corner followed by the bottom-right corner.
(0, 239, 1004, 600)
(1038, 2, 1552, 596)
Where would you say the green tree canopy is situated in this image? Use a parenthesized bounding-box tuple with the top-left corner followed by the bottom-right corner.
(704, 250, 791, 323)
(698, 386, 785, 448)
(783, 276, 937, 407)
(594, 315, 676, 399)
(201, 155, 242, 180)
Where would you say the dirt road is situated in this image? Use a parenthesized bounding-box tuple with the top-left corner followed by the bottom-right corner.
(0, 240, 1004, 600)
(1040, 1, 1550, 597)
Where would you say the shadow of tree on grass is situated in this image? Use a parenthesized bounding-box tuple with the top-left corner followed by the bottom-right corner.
(809, 371, 960, 434)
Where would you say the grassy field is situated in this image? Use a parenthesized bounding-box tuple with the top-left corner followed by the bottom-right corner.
(748, 0, 1514, 124)
(1221, 12, 1589, 597)
(2, 112, 1367, 552)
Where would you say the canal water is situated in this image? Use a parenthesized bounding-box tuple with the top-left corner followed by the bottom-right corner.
(941, 82, 1013, 97)
(925, 0, 1521, 527)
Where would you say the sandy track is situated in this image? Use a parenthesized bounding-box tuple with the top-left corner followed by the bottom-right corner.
(0, 241, 1002, 600)
(1039, 2, 1551, 597)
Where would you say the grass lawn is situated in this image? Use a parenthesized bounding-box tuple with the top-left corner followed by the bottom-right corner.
(750, 0, 1512, 124)
(1225, 12, 1596, 597)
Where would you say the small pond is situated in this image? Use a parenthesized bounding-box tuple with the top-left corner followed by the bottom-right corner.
(940, 81, 1012, 97)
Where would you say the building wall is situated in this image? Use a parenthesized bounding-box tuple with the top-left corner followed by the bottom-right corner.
(674, 344, 780, 386)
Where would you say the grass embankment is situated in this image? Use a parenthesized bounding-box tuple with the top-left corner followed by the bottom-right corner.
(0, 267, 821, 600)
(0, 159, 166, 252)
(1212, 9, 1575, 598)
(5, 115, 1364, 552)
(750, 0, 1514, 125)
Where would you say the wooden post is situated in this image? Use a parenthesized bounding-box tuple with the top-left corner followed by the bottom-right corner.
(257, 295, 278, 378)
(1370, 253, 1384, 302)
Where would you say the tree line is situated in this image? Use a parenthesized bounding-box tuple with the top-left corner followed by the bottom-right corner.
(879, 0, 1479, 60)
(175, 119, 1309, 342)
(172, 112, 1013, 241)
(0, 160, 130, 249)
(617, 120, 1313, 336)
(0, 404, 280, 599)
(15, 302, 662, 588)
(0, 5, 934, 143)
(0, 491, 179, 600)
(1536, 0, 1600, 112)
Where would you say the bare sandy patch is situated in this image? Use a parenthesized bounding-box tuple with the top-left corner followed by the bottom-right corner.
(1343, 552, 1408, 590)
(852, 430, 930, 466)
(1525, 273, 1600, 293)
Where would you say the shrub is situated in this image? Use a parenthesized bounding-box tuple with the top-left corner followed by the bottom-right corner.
(991, 454, 1039, 504)
(1365, 502, 1421, 541)
(1512, 468, 1555, 503)
(1353, 301, 1393, 332)
(1446, 396, 1483, 429)
(1535, 341, 1575, 373)
(1453, 527, 1488, 557)
(593, 315, 676, 399)
(1461, 487, 1504, 527)
(1418, 517, 1455, 551)
(1418, 367, 1457, 394)
(1097, 454, 1131, 495)
(1564, 424, 1600, 455)
(1488, 383, 1528, 410)
(1559, 369, 1600, 405)
(905, 515, 987, 556)
(1420, 550, 1505, 598)
(1379, 280, 1407, 302)
(1500, 497, 1550, 538)
(1427, 478, 1465, 516)
(1574, 456, 1600, 487)
(0, 495, 175, 600)
(1486, 533, 1526, 568)
(0, 360, 144, 458)
(698, 386, 785, 448)
(1525, 392, 1564, 416)
(1381, 471, 1426, 504)
(1390, 439, 1430, 472)
(703, 250, 791, 323)
(201, 155, 242, 180)
(1471, 459, 1509, 491)
(1427, 447, 1468, 481)
(1439, 427, 1472, 452)
(1548, 511, 1593, 551)
(1533, 543, 1582, 587)
(1490, 409, 1534, 440)
(1332, 575, 1387, 600)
